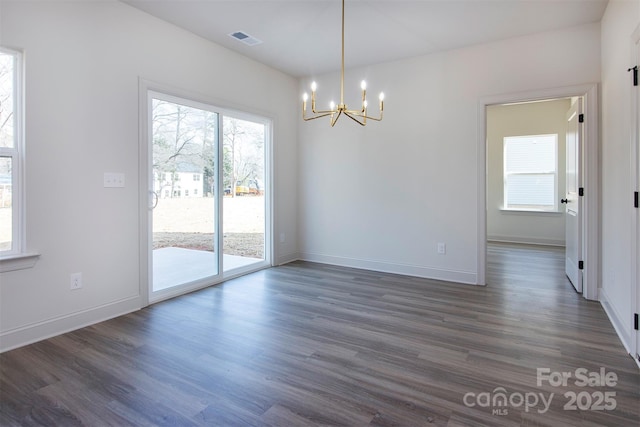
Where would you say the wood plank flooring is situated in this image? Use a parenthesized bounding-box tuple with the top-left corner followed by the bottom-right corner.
(1, 243, 639, 426)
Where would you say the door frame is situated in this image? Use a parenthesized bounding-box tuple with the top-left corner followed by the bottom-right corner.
(631, 24, 640, 366)
(138, 78, 274, 306)
(477, 83, 599, 301)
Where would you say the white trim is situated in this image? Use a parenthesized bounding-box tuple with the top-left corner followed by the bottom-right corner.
(276, 252, 300, 266)
(0, 252, 39, 272)
(499, 208, 564, 215)
(299, 252, 477, 285)
(487, 237, 565, 247)
(0, 295, 141, 353)
(630, 23, 640, 366)
(600, 287, 633, 355)
(0, 47, 28, 259)
(138, 78, 151, 307)
(582, 85, 599, 302)
(477, 84, 599, 303)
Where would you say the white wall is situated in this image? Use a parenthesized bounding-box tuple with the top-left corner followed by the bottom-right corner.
(600, 0, 640, 352)
(487, 99, 571, 246)
(298, 23, 600, 284)
(0, 0, 298, 351)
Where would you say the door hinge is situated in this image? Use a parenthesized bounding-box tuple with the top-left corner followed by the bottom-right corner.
(578, 260, 584, 270)
(634, 191, 639, 208)
(579, 187, 584, 197)
(578, 113, 584, 123)
(635, 313, 639, 330)
(629, 66, 638, 86)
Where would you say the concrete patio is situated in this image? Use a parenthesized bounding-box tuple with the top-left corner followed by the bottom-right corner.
(153, 247, 262, 292)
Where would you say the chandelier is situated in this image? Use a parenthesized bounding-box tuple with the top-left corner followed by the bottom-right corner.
(302, 0, 384, 127)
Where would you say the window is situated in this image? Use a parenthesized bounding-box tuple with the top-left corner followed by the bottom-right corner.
(0, 48, 23, 257)
(503, 134, 558, 211)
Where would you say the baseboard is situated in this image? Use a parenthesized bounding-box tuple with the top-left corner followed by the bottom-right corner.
(599, 287, 633, 356)
(0, 295, 142, 353)
(299, 252, 477, 285)
(276, 252, 300, 266)
(488, 236, 565, 247)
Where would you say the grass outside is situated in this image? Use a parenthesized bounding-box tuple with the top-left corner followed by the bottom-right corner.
(153, 196, 265, 258)
(0, 197, 264, 257)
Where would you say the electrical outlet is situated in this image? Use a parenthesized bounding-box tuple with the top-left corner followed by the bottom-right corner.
(437, 242, 446, 255)
(104, 172, 125, 188)
(70, 273, 83, 290)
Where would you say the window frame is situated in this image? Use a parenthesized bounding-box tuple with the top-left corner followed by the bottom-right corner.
(502, 133, 559, 213)
(0, 46, 38, 271)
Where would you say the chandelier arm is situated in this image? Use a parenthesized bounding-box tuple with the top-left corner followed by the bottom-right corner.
(303, 112, 335, 121)
(344, 109, 384, 122)
(344, 112, 366, 126)
(312, 108, 339, 115)
(330, 110, 343, 127)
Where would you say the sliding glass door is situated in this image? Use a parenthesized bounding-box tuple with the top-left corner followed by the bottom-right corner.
(146, 90, 270, 302)
(222, 115, 267, 273)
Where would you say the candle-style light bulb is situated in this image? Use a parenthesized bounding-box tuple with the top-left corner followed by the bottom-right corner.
(303, 93, 308, 102)
(379, 92, 385, 101)
(330, 101, 335, 110)
(311, 81, 317, 92)
(361, 80, 367, 90)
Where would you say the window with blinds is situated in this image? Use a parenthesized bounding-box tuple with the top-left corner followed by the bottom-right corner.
(503, 134, 558, 211)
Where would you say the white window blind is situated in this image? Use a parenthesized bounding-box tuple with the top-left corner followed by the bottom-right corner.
(503, 134, 558, 211)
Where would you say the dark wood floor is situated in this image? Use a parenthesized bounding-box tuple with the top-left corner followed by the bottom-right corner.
(1, 243, 639, 426)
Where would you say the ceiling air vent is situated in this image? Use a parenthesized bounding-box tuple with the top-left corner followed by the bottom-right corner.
(229, 31, 262, 46)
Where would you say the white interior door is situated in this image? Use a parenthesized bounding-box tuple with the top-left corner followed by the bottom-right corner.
(564, 99, 583, 292)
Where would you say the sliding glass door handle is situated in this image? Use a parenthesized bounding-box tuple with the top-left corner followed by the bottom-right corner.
(149, 191, 159, 210)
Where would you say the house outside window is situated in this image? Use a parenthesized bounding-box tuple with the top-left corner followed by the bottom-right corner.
(503, 134, 558, 212)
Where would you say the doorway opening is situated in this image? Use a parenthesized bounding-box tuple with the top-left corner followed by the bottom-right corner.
(477, 84, 599, 300)
(486, 98, 581, 293)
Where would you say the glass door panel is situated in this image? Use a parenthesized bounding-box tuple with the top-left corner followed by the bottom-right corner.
(151, 96, 219, 293)
(222, 116, 266, 273)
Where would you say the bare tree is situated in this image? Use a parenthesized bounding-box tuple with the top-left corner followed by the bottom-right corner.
(223, 117, 264, 197)
(0, 53, 14, 149)
(152, 100, 215, 198)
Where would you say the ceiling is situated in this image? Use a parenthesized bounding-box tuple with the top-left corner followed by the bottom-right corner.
(122, 0, 608, 78)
